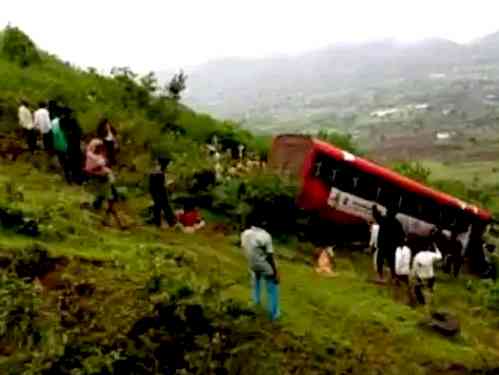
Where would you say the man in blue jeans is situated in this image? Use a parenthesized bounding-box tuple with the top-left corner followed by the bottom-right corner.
(241, 220, 280, 320)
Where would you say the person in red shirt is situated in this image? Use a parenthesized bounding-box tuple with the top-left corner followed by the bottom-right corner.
(176, 201, 205, 233)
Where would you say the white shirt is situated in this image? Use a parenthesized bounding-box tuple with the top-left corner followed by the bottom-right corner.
(369, 224, 379, 248)
(412, 248, 442, 279)
(241, 226, 274, 276)
(395, 246, 411, 276)
(33, 108, 52, 134)
(18, 105, 34, 130)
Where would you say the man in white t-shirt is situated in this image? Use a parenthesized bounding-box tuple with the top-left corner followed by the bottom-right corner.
(33, 101, 52, 152)
(241, 220, 280, 320)
(411, 243, 442, 305)
(18, 99, 37, 153)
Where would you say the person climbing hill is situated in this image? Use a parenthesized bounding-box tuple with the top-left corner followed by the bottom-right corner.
(84, 138, 123, 229)
(97, 118, 119, 166)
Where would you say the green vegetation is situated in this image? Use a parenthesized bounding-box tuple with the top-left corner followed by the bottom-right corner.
(1, 26, 499, 374)
(1, 161, 499, 373)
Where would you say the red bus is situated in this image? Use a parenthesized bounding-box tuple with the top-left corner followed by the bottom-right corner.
(269, 135, 492, 257)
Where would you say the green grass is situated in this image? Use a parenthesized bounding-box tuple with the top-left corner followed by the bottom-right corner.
(1, 159, 499, 373)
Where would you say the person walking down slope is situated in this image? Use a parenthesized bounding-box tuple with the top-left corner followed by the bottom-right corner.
(241, 220, 280, 320)
(18, 99, 37, 154)
(372, 205, 405, 283)
(149, 156, 177, 229)
(84, 138, 124, 229)
(411, 243, 442, 308)
(34, 101, 53, 154)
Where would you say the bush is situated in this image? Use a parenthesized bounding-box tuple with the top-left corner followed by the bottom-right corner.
(317, 129, 360, 155)
(393, 161, 431, 183)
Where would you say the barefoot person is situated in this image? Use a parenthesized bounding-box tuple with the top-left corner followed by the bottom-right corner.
(241, 218, 280, 320)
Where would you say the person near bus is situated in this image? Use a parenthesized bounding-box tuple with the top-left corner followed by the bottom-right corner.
(395, 238, 414, 303)
(443, 230, 463, 278)
(411, 243, 442, 307)
(18, 99, 37, 154)
(240, 218, 280, 320)
(84, 138, 124, 228)
(372, 204, 405, 282)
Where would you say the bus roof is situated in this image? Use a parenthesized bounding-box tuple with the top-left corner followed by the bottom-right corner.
(310, 138, 492, 222)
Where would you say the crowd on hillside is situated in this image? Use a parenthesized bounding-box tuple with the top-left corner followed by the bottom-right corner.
(15, 99, 499, 323)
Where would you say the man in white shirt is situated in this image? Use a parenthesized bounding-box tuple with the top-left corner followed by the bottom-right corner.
(411, 244, 442, 305)
(33, 101, 52, 152)
(18, 99, 37, 153)
(241, 220, 280, 320)
(395, 240, 413, 303)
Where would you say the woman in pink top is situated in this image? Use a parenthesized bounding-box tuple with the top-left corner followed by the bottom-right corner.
(85, 138, 123, 229)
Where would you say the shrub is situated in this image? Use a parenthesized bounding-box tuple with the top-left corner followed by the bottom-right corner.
(393, 161, 431, 183)
(317, 129, 360, 154)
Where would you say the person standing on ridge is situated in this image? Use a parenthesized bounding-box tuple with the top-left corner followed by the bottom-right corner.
(18, 99, 37, 154)
(149, 155, 177, 229)
(241, 218, 280, 320)
(34, 101, 53, 154)
(50, 104, 71, 183)
(372, 204, 405, 283)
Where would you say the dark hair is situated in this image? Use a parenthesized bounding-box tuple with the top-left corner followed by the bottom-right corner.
(20, 99, 29, 106)
(184, 200, 196, 211)
(38, 101, 47, 108)
(97, 118, 111, 139)
(157, 155, 171, 170)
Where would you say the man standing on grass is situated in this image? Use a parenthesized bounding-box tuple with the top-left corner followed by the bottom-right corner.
(241, 218, 280, 320)
(18, 99, 37, 154)
(33, 101, 52, 153)
(372, 204, 405, 283)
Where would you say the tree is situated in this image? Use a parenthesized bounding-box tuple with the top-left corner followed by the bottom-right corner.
(140, 72, 159, 95)
(166, 70, 188, 101)
(2, 26, 40, 67)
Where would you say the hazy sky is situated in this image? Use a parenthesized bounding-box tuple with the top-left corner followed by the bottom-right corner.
(2, 0, 499, 73)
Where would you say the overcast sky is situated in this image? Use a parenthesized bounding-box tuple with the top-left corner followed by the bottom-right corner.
(2, 0, 499, 73)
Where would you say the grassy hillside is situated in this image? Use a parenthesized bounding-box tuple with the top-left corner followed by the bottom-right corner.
(1, 159, 499, 374)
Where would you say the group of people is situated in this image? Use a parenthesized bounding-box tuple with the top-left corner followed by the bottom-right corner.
(370, 205, 466, 306)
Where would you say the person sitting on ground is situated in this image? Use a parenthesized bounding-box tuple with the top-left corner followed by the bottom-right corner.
(176, 201, 206, 233)
(240, 217, 280, 321)
(18, 99, 37, 154)
(411, 240, 442, 308)
(149, 155, 177, 229)
(314, 243, 337, 277)
(84, 138, 123, 229)
(372, 204, 405, 283)
(97, 118, 119, 166)
(34, 101, 52, 153)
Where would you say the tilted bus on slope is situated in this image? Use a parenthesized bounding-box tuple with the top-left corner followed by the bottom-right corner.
(269, 135, 492, 265)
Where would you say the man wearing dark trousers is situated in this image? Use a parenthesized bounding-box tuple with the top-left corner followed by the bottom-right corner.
(372, 204, 405, 282)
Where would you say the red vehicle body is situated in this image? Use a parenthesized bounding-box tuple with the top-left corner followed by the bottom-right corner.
(269, 135, 492, 250)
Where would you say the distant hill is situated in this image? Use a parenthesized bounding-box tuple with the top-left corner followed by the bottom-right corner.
(158, 31, 499, 132)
